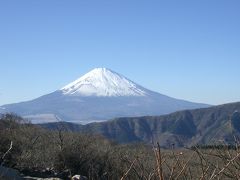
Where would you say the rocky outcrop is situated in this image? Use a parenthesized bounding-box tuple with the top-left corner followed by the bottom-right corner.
(71, 175, 88, 180)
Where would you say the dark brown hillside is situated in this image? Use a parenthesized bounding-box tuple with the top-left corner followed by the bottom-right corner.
(42, 102, 240, 147)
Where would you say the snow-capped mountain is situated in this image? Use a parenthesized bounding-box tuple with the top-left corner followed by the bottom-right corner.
(0, 68, 209, 124)
(61, 68, 147, 97)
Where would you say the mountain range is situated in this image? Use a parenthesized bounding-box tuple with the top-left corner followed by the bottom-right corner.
(41, 102, 240, 147)
(0, 68, 209, 124)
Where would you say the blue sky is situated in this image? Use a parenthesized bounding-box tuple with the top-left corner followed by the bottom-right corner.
(0, 0, 240, 105)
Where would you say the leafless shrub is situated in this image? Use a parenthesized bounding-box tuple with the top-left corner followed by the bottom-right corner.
(1, 113, 240, 180)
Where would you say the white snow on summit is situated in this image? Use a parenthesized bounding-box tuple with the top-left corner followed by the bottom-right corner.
(61, 68, 147, 97)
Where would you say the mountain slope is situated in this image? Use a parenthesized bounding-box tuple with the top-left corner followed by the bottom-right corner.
(41, 102, 240, 147)
(61, 68, 147, 96)
(0, 68, 209, 123)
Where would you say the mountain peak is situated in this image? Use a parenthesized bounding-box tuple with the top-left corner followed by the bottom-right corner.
(60, 68, 147, 97)
(87, 67, 111, 74)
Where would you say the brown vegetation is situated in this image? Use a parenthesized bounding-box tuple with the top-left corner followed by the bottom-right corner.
(1, 113, 240, 179)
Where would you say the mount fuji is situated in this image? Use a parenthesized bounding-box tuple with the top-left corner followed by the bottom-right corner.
(61, 68, 147, 97)
(0, 68, 209, 124)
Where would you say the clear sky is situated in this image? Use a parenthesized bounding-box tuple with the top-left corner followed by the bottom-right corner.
(0, 0, 240, 105)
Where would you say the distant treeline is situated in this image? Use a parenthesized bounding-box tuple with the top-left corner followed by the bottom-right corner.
(191, 144, 240, 150)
